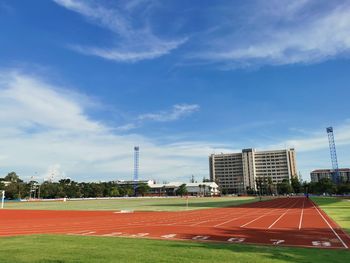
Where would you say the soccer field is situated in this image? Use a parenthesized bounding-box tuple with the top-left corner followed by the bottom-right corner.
(3, 196, 258, 211)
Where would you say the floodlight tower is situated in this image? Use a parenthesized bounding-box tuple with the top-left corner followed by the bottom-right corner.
(133, 146, 140, 196)
(326, 127, 340, 184)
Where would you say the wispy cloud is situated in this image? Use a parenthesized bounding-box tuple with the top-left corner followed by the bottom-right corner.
(53, 0, 187, 62)
(192, 0, 350, 67)
(138, 104, 200, 122)
(115, 104, 200, 131)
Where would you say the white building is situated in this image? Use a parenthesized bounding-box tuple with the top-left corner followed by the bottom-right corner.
(148, 182, 220, 196)
(209, 148, 297, 194)
(310, 169, 350, 183)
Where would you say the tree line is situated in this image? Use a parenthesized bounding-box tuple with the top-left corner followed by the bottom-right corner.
(247, 176, 350, 195)
(1, 172, 349, 199)
(0, 172, 150, 199)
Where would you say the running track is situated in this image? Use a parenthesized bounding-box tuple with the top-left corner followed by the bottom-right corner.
(1, 197, 349, 249)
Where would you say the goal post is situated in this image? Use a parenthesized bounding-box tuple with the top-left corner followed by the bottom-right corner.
(1, 190, 4, 209)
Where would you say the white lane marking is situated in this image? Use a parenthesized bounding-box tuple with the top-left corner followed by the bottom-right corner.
(311, 200, 348, 249)
(161, 234, 177, 239)
(101, 232, 123, 237)
(298, 199, 305, 230)
(80, 231, 96, 236)
(214, 199, 288, 228)
(270, 239, 285, 245)
(240, 199, 296, 228)
(268, 199, 300, 229)
(114, 210, 134, 214)
(312, 241, 331, 247)
(227, 237, 245, 243)
(130, 233, 149, 237)
(193, 198, 287, 227)
(67, 230, 92, 235)
(192, 235, 210, 240)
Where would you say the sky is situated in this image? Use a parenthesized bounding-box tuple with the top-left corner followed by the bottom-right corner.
(0, 0, 349, 183)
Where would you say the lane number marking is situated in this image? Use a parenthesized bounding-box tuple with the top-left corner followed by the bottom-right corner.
(102, 232, 123, 237)
(161, 234, 177, 239)
(192, 235, 210, 240)
(130, 233, 149, 237)
(312, 241, 331, 247)
(80, 231, 96, 236)
(270, 239, 285, 245)
(227, 237, 245, 243)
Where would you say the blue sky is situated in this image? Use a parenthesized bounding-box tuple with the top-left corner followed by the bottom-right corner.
(0, 0, 349, 182)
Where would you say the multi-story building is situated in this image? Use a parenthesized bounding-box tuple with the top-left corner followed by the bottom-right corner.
(310, 169, 350, 183)
(209, 148, 297, 194)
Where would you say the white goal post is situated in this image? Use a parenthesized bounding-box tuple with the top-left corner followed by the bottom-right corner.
(1, 190, 4, 209)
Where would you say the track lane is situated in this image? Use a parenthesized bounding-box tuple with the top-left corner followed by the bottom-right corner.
(1, 197, 349, 249)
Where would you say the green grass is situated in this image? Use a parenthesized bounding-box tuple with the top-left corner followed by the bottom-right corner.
(311, 196, 350, 234)
(3, 196, 258, 211)
(0, 235, 348, 263)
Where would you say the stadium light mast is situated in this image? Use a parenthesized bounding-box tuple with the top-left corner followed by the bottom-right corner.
(133, 146, 140, 196)
(326, 127, 340, 184)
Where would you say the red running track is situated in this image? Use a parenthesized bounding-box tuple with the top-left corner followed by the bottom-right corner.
(0, 197, 349, 249)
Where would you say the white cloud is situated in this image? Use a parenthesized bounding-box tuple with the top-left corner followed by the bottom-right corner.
(266, 123, 350, 181)
(115, 104, 200, 131)
(193, 1, 350, 67)
(0, 70, 219, 182)
(0, 71, 103, 133)
(270, 124, 350, 153)
(138, 104, 200, 122)
(115, 123, 138, 132)
(53, 0, 187, 62)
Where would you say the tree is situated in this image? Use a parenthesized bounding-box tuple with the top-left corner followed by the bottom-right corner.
(4, 172, 22, 183)
(176, 184, 188, 197)
(207, 186, 212, 196)
(190, 175, 195, 183)
(4, 182, 27, 199)
(277, 179, 293, 195)
(198, 184, 203, 196)
(291, 177, 301, 193)
(316, 178, 336, 194)
(110, 187, 120, 197)
(337, 183, 350, 195)
(267, 177, 274, 195)
(137, 183, 150, 197)
(256, 178, 263, 196)
(202, 184, 207, 196)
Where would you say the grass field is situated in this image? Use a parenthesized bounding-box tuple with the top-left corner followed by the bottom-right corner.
(0, 235, 349, 263)
(311, 196, 350, 234)
(3, 196, 258, 211)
